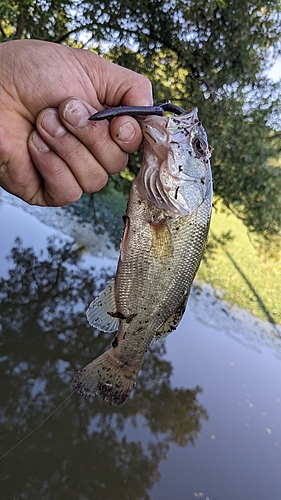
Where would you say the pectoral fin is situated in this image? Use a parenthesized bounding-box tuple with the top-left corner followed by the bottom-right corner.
(149, 218, 173, 262)
(86, 279, 119, 332)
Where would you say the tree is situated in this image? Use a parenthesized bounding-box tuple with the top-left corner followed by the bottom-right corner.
(1, 0, 281, 240)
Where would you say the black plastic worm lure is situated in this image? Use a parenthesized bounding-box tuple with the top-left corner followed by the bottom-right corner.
(89, 101, 186, 121)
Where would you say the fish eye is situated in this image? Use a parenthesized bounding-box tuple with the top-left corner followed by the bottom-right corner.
(192, 137, 207, 157)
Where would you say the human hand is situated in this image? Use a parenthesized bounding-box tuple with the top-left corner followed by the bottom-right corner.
(0, 39, 152, 206)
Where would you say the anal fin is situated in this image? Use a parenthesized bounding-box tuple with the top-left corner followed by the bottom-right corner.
(155, 295, 189, 339)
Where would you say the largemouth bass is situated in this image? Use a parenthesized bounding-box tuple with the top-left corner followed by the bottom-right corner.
(73, 107, 212, 405)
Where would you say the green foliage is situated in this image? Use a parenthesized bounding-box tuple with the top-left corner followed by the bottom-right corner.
(1, 0, 281, 241)
(206, 92, 281, 237)
(68, 186, 128, 248)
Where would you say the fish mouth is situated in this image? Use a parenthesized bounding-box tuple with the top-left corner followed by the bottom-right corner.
(141, 108, 210, 162)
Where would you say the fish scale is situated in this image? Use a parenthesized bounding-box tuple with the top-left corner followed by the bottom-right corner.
(73, 107, 212, 405)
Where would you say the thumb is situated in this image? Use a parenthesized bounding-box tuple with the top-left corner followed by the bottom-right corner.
(78, 50, 153, 108)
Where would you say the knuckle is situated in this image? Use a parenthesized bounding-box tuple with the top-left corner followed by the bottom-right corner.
(0, 159, 8, 179)
(113, 155, 128, 173)
(139, 74, 152, 91)
(46, 184, 83, 207)
(0, 133, 15, 179)
(83, 170, 108, 194)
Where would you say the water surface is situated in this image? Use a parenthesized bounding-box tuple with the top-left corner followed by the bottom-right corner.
(0, 193, 281, 500)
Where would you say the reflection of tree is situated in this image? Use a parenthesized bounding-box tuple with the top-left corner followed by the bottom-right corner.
(0, 237, 208, 499)
(136, 379, 206, 447)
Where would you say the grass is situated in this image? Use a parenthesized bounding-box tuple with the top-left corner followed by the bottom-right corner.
(198, 201, 281, 324)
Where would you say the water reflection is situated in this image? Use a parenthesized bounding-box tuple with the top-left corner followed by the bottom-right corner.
(0, 237, 208, 499)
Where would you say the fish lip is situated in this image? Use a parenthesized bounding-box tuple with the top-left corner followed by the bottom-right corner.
(141, 122, 167, 146)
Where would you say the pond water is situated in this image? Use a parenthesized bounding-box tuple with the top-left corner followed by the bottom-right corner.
(0, 191, 281, 500)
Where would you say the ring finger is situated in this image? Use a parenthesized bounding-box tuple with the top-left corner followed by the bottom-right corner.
(33, 107, 120, 194)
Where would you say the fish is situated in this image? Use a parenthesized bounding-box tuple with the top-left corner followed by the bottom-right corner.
(72, 107, 212, 405)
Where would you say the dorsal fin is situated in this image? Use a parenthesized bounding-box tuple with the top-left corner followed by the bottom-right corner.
(86, 279, 119, 332)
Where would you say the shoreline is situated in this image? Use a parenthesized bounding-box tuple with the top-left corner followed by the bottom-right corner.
(1, 188, 280, 345)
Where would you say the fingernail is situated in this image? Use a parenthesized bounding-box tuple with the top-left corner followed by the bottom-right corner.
(31, 131, 50, 152)
(41, 109, 66, 137)
(116, 121, 136, 142)
(63, 98, 89, 128)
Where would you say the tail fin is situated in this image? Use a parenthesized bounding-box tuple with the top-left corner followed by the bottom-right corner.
(72, 348, 143, 405)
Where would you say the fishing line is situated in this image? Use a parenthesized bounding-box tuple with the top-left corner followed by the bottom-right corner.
(0, 390, 75, 461)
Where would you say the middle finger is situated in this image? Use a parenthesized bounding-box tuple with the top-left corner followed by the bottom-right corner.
(59, 98, 131, 174)
(36, 108, 127, 192)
